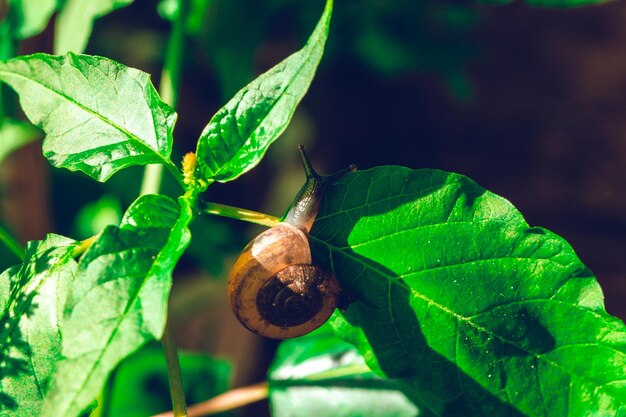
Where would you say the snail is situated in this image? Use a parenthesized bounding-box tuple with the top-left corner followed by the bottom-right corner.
(227, 146, 356, 339)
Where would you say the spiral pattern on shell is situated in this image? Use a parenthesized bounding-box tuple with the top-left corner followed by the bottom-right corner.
(227, 223, 340, 339)
(257, 265, 334, 327)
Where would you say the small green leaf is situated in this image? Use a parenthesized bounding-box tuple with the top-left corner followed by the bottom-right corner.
(54, 0, 135, 55)
(269, 327, 422, 417)
(195, 0, 332, 183)
(312, 166, 626, 416)
(40, 194, 193, 417)
(0, 53, 177, 182)
(6, 0, 60, 40)
(0, 118, 40, 163)
(0, 234, 78, 416)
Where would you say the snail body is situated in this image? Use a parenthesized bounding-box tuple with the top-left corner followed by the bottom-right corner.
(227, 146, 355, 339)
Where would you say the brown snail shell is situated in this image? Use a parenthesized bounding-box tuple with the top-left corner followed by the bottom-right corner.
(227, 223, 340, 339)
(227, 146, 355, 339)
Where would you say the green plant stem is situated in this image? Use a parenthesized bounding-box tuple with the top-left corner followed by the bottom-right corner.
(139, 0, 189, 195)
(160, 0, 188, 110)
(151, 382, 269, 417)
(140, 164, 166, 195)
(200, 201, 280, 228)
(162, 321, 188, 417)
(151, 361, 373, 417)
(0, 18, 17, 122)
(0, 225, 24, 261)
(0, 27, 7, 124)
(137, 1, 191, 416)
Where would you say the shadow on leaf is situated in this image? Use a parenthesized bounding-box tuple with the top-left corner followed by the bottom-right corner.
(310, 167, 564, 416)
(0, 265, 38, 412)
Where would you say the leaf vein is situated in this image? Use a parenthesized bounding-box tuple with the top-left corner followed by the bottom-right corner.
(0, 68, 171, 167)
(315, 237, 626, 407)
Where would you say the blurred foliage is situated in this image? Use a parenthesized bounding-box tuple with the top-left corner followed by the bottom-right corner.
(0, 243, 13, 269)
(189, 0, 481, 101)
(185, 215, 244, 276)
(0, 223, 19, 270)
(3, 0, 59, 40)
(72, 194, 122, 240)
(102, 342, 232, 417)
(0, 119, 39, 164)
(54, 0, 135, 54)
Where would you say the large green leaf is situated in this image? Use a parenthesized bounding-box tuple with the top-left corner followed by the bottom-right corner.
(40, 194, 193, 417)
(0, 118, 40, 163)
(0, 234, 78, 417)
(0, 53, 177, 182)
(6, 0, 60, 40)
(54, 0, 135, 55)
(194, 0, 332, 183)
(310, 166, 626, 416)
(269, 326, 422, 417)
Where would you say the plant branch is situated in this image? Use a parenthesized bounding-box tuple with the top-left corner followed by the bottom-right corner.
(0, 225, 24, 261)
(151, 382, 269, 417)
(140, 0, 189, 195)
(139, 1, 192, 416)
(140, 164, 165, 195)
(0, 13, 18, 122)
(159, 0, 188, 110)
(0, 26, 9, 123)
(200, 201, 280, 228)
(162, 321, 188, 417)
(151, 362, 375, 417)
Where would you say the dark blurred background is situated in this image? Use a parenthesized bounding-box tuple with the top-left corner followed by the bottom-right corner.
(1, 0, 625, 414)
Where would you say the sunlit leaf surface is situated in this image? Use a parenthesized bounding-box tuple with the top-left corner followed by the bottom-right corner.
(195, 0, 332, 183)
(0, 53, 177, 182)
(312, 166, 626, 416)
(0, 235, 77, 416)
(40, 194, 192, 417)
